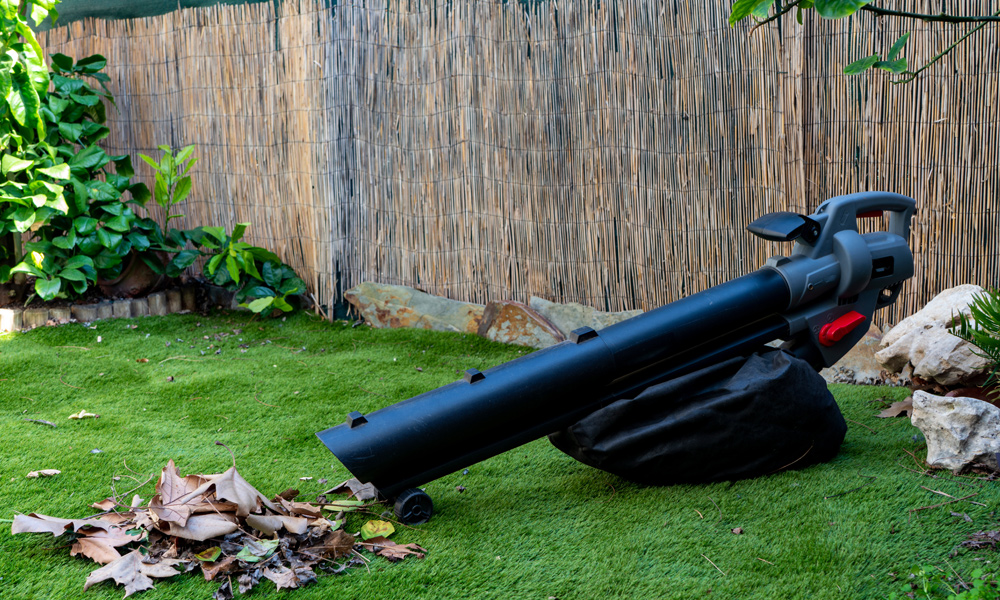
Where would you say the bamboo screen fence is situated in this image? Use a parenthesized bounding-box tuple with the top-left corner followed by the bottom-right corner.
(38, 0, 1000, 325)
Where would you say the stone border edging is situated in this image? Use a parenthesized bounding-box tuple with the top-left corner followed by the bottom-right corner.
(0, 286, 200, 334)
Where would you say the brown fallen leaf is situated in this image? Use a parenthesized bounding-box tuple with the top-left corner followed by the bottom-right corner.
(277, 498, 323, 519)
(26, 469, 61, 478)
(149, 460, 208, 526)
(326, 478, 378, 501)
(83, 549, 181, 597)
(11, 513, 112, 536)
(175, 467, 279, 517)
(160, 513, 239, 541)
(877, 397, 913, 418)
(245, 514, 310, 536)
(201, 555, 237, 582)
(136, 358, 149, 363)
(91, 498, 117, 511)
(359, 536, 427, 562)
(68, 410, 98, 419)
(71, 537, 123, 565)
(262, 565, 303, 590)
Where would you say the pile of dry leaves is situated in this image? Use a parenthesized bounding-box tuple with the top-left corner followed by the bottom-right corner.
(11, 459, 425, 598)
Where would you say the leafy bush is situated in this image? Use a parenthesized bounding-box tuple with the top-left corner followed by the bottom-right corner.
(8, 53, 153, 303)
(952, 289, 1000, 394)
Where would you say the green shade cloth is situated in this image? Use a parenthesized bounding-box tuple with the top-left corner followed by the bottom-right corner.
(38, 0, 271, 29)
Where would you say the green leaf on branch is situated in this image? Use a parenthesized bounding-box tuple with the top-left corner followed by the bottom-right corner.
(875, 58, 908, 74)
(103, 215, 131, 232)
(96, 228, 123, 250)
(751, 0, 775, 19)
(729, 0, 773, 25)
(1, 155, 33, 175)
(888, 32, 911, 61)
(37, 163, 71, 180)
(814, 0, 872, 20)
(844, 55, 879, 75)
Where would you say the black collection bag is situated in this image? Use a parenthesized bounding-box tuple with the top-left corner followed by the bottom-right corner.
(548, 349, 847, 485)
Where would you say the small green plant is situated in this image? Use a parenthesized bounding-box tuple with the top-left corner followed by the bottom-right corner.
(139, 144, 196, 234)
(165, 223, 305, 315)
(951, 289, 1000, 397)
(890, 565, 998, 600)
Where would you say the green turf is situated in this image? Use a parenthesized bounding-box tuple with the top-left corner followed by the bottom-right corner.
(0, 311, 996, 599)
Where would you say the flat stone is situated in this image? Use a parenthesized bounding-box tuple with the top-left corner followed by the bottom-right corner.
(96, 301, 114, 320)
(130, 298, 149, 317)
(148, 292, 168, 316)
(181, 286, 198, 311)
(911, 390, 1000, 472)
(821, 324, 907, 385)
(477, 301, 565, 348)
(23, 308, 48, 329)
(49, 307, 71, 324)
(345, 282, 485, 334)
(0, 308, 22, 332)
(71, 304, 100, 323)
(876, 285, 992, 386)
(167, 289, 183, 313)
(528, 296, 643, 338)
(112, 299, 132, 319)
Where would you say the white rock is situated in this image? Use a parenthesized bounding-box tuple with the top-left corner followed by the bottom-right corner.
(821, 324, 908, 385)
(910, 390, 1000, 472)
(875, 285, 992, 386)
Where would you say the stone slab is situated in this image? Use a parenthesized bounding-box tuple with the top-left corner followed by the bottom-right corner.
(112, 299, 132, 319)
(148, 292, 168, 316)
(345, 282, 485, 334)
(167, 289, 182, 313)
(477, 301, 565, 349)
(23, 308, 49, 329)
(49, 307, 71, 324)
(0, 308, 22, 332)
(71, 304, 100, 323)
(131, 298, 149, 317)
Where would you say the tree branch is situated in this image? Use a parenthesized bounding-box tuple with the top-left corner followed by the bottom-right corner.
(893, 11, 999, 84)
(749, 0, 803, 37)
(861, 5, 1000, 24)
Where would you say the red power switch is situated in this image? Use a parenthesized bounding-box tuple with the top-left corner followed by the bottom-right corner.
(818, 311, 867, 347)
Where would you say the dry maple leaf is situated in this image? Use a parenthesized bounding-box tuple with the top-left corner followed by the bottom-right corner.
(70, 528, 145, 565)
(360, 536, 427, 562)
(159, 513, 239, 542)
(326, 478, 378, 501)
(149, 460, 204, 526)
(12, 513, 112, 536)
(245, 514, 309, 536)
(262, 565, 313, 590)
(877, 397, 913, 419)
(175, 467, 278, 517)
(91, 498, 117, 511)
(83, 550, 182, 597)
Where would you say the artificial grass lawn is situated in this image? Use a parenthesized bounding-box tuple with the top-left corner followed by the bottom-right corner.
(0, 311, 996, 600)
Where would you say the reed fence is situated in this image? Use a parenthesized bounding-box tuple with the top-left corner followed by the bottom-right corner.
(38, 0, 1000, 325)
